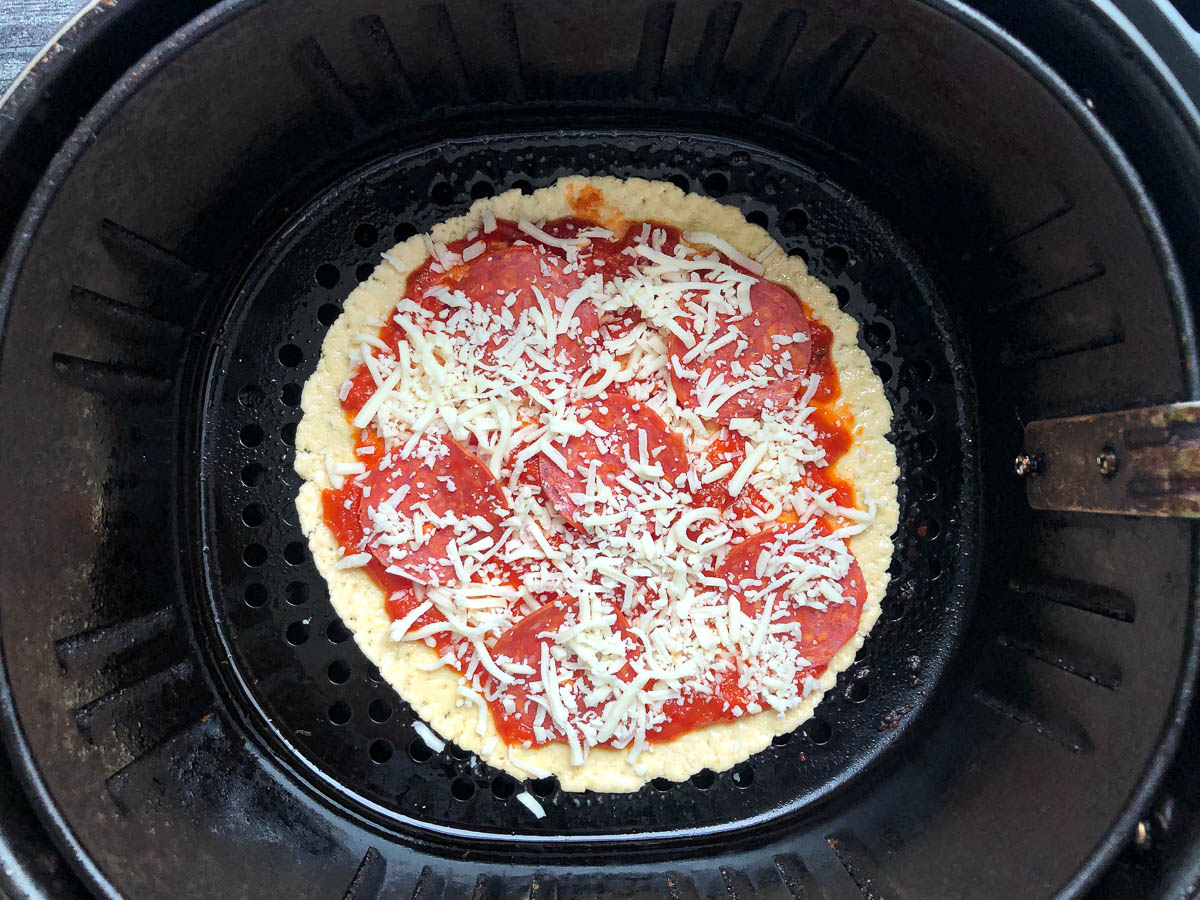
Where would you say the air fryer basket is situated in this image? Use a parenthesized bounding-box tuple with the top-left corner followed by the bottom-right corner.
(1, 1, 1198, 898)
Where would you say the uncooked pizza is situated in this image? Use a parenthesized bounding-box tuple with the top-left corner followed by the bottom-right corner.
(294, 176, 899, 801)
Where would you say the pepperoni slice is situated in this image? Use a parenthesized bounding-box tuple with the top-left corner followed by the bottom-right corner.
(717, 522, 865, 668)
(651, 665, 750, 742)
(688, 428, 776, 516)
(358, 433, 509, 585)
(490, 598, 638, 677)
(539, 393, 688, 530)
(599, 306, 644, 343)
(669, 279, 812, 423)
(488, 597, 640, 746)
(452, 243, 600, 380)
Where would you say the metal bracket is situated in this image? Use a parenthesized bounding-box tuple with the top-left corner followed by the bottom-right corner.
(1020, 402, 1200, 517)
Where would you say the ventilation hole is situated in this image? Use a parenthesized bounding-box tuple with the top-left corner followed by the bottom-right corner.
(241, 503, 266, 527)
(872, 360, 893, 383)
(315, 263, 340, 289)
(690, 769, 716, 789)
(237, 384, 264, 408)
(804, 718, 832, 745)
(911, 358, 934, 382)
(471, 180, 495, 199)
(668, 174, 689, 192)
(369, 699, 393, 723)
(369, 739, 394, 763)
(244, 583, 268, 607)
(794, 247, 810, 265)
(394, 222, 416, 242)
(285, 621, 309, 645)
(928, 557, 944, 580)
(746, 210, 769, 229)
(491, 775, 516, 799)
(328, 660, 351, 684)
(915, 435, 938, 461)
(285, 581, 309, 605)
(243, 543, 267, 567)
(277, 344, 303, 367)
(284, 541, 306, 565)
(824, 245, 849, 275)
(328, 700, 352, 725)
(366, 664, 383, 684)
(731, 764, 755, 788)
(832, 285, 850, 308)
(920, 517, 941, 540)
(531, 777, 558, 799)
(915, 397, 936, 422)
(281, 422, 297, 446)
(408, 738, 433, 762)
(782, 208, 808, 234)
(327, 619, 351, 643)
(512, 178, 534, 195)
(317, 303, 340, 326)
(354, 223, 379, 247)
(451, 777, 477, 801)
(702, 172, 729, 196)
(239, 423, 264, 447)
(844, 678, 870, 703)
(449, 743, 472, 761)
(430, 181, 455, 205)
(651, 777, 673, 792)
(864, 321, 891, 348)
(771, 732, 792, 747)
(921, 475, 939, 499)
(240, 463, 264, 487)
(280, 383, 301, 407)
(355, 263, 374, 283)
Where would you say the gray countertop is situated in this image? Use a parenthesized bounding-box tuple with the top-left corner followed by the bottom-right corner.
(1, 0, 86, 88)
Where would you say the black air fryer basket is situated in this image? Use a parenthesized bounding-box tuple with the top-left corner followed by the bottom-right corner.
(2, 1, 1200, 897)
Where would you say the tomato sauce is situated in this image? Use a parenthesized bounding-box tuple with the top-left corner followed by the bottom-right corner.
(320, 212, 860, 747)
(320, 482, 452, 653)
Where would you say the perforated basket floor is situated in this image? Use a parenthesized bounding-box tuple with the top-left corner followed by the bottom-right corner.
(200, 132, 970, 838)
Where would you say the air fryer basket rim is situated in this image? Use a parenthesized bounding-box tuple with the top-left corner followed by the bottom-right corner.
(1, 1, 1199, 898)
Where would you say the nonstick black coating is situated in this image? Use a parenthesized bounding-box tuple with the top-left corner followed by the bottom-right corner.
(198, 131, 971, 837)
(1, 0, 1199, 898)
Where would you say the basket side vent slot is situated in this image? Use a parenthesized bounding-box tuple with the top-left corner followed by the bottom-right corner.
(342, 847, 386, 900)
(684, 2, 741, 104)
(634, 2, 676, 100)
(973, 686, 1095, 756)
(1008, 574, 1135, 623)
(792, 26, 876, 123)
(995, 628, 1122, 691)
(98, 218, 208, 294)
(293, 37, 367, 131)
(741, 9, 806, 114)
(774, 852, 828, 899)
(353, 15, 417, 111)
(54, 606, 178, 673)
(826, 834, 907, 900)
(51, 353, 171, 400)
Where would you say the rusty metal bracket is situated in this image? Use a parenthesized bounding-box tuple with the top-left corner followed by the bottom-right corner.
(1020, 403, 1200, 517)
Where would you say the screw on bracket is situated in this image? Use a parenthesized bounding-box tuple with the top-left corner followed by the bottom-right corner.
(1096, 446, 1119, 478)
(1013, 453, 1044, 477)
